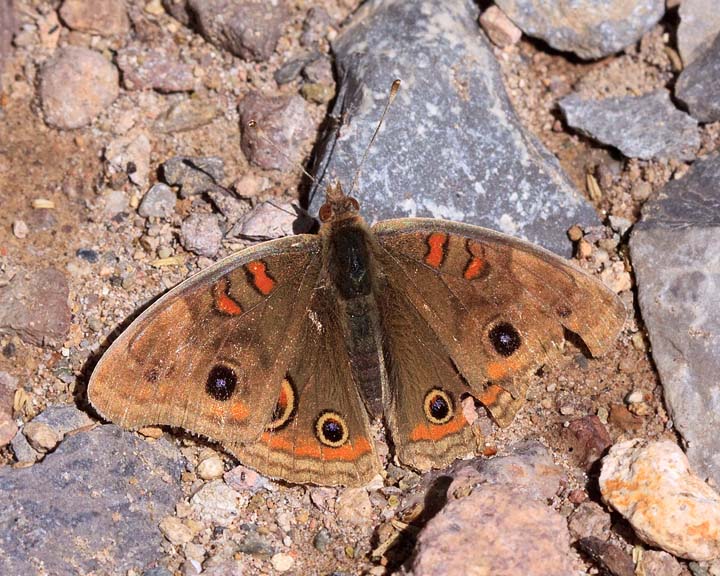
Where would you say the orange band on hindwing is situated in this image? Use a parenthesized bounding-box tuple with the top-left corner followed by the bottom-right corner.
(246, 260, 276, 296)
(259, 432, 373, 462)
(212, 277, 243, 316)
(424, 232, 448, 268)
(410, 413, 467, 441)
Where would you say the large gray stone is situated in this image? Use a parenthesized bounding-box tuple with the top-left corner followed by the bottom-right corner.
(560, 90, 700, 161)
(677, 0, 720, 66)
(0, 425, 185, 574)
(495, 0, 665, 60)
(676, 33, 720, 124)
(308, 0, 601, 257)
(629, 153, 720, 488)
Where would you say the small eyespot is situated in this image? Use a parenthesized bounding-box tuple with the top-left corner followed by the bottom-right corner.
(318, 203, 333, 222)
(266, 378, 296, 431)
(206, 365, 237, 401)
(489, 322, 522, 357)
(423, 389, 454, 425)
(315, 411, 349, 447)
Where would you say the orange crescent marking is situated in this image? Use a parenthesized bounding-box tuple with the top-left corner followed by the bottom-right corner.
(464, 257, 484, 280)
(410, 413, 468, 441)
(213, 278, 243, 315)
(478, 384, 505, 406)
(246, 260, 276, 295)
(424, 232, 447, 268)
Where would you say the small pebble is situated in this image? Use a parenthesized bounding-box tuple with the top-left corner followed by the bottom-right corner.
(159, 516, 194, 545)
(270, 552, 295, 572)
(12, 220, 29, 239)
(625, 390, 645, 404)
(76, 249, 99, 263)
(23, 421, 61, 452)
(197, 455, 225, 480)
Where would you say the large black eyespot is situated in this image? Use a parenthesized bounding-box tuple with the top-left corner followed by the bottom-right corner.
(205, 365, 237, 401)
(489, 322, 522, 357)
(266, 378, 296, 431)
(423, 389, 454, 425)
(315, 411, 349, 447)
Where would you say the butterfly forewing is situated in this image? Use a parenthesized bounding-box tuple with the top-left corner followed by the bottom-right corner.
(88, 235, 323, 445)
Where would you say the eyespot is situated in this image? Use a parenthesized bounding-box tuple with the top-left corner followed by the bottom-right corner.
(488, 322, 522, 357)
(318, 203, 333, 222)
(315, 411, 349, 447)
(423, 389, 454, 425)
(266, 378, 296, 431)
(206, 365, 237, 401)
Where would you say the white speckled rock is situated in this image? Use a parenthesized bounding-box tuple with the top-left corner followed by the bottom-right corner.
(600, 439, 720, 561)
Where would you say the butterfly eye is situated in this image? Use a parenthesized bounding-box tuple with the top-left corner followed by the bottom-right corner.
(488, 322, 522, 357)
(423, 389, 454, 425)
(315, 411, 349, 447)
(318, 203, 333, 222)
(347, 197, 360, 211)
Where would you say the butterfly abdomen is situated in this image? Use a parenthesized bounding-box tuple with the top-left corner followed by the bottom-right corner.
(326, 220, 387, 418)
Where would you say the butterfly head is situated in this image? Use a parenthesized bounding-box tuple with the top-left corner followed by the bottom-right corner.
(318, 181, 360, 225)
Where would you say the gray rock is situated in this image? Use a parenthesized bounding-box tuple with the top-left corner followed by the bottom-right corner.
(0, 425, 185, 574)
(186, 0, 289, 62)
(117, 44, 195, 93)
(32, 403, 93, 437)
(0, 267, 71, 346)
(308, 0, 601, 257)
(180, 213, 223, 257)
(39, 46, 119, 129)
(629, 153, 720, 488)
(228, 201, 301, 240)
(560, 90, 700, 161)
(238, 92, 314, 172)
(162, 156, 225, 198)
(676, 33, 720, 124)
(412, 485, 575, 575)
(495, 0, 665, 60)
(677, 0, 720, 66)
(10, 430, 39, 463)
(139, 183, 177, 218)
(0, 371, 17, 447)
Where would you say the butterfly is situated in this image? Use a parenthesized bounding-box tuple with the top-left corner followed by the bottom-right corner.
(88, 178, 626, 486)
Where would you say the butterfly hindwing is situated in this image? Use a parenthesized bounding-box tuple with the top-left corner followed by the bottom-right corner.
(230, 284, 381, 485)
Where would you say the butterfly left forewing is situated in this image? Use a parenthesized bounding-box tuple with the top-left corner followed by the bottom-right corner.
(88, 235, 323, 445)
(373, 218, 625, 429)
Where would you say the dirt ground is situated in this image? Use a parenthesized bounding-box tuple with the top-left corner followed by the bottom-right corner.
(1, 1, 719, 575)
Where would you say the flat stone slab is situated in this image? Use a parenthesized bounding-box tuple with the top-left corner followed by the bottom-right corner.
(0, 425, 185, 574)
(560, 90, 700, 161)
(629, 153, 720, 488)
(308, 0, 602, 257)
(678, 0, 720, 65)
(495, 0, 665, 60)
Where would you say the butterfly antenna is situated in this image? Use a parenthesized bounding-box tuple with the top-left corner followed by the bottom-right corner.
(348, 79, 401, 196)
(246, 120, 317, 184)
